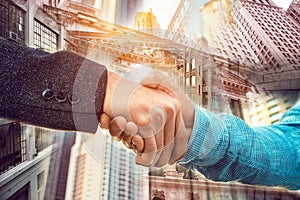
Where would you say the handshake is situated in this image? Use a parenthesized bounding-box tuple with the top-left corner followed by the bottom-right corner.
(100, 68, 195, 168)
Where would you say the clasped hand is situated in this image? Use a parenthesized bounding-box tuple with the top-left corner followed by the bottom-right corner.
(101, 70, 194, 167)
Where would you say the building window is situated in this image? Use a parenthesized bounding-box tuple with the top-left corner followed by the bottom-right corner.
(35, 127, 54, 153)
(191, 58, 196, 70)
(186, 63, 190, 72)
(0, 122, 26, 175)
(37, 171, 46, 200)
(34, 19, 58, 52)
(7, 183, 29, 200)
(191, 76, 196, 87)
(0, 1, 25, 44)
(185, 77, 190, 87)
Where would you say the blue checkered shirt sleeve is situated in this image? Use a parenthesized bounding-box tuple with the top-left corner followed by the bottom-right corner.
(179, 100, 300, 190)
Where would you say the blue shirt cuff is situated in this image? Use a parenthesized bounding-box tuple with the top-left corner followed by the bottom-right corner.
(179, 105, 229, 167)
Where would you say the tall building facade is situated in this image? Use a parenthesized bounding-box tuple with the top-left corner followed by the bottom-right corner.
(165, 0, 255, 115)
(0, 121, 75, 200)
(165, 0, 299, 116)
(165, 0, 207, 49)
(66, 131, 149, 200)
(85, 0, 142, 26)
(198, 0, 300, 90)
(115, 0, 142, 26)
(133, 9, 161, 36)
(287, 0, 300, 25)
(44, 132, 75, 200)
(243, 92, 298, 126)
(200, 0, 258, 68)
(0, 0, 65, 49)
(233, 0, 300, 90)
(0, 1, 75, 200)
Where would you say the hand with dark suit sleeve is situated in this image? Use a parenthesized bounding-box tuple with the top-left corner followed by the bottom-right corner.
(0, 38, 189, 167)
(0, 38, 107, 133)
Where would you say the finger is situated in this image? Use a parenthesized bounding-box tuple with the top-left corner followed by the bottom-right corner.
(169, 113, 188, 164)
(135, 124, 158, 167)
(132, 134, 144, 153)
(100, 113, 111, 129)
(125, 121, 138, 136)
(121, 134, 132, 149)
(153, 102, 176, 167)
(121, 122, 138, 149)
(135, 135, 157, 167)
(109, 116, 126, 140)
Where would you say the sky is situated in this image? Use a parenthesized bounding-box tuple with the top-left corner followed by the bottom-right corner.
(142, 0, 294, 29)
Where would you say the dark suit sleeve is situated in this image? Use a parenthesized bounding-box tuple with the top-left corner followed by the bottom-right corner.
(0, 38, 107, 133)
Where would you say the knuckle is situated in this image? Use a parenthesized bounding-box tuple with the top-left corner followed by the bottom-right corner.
(172, 99, 181, 111)
(165, 102, 176, 115)
(125, 121, 138, 136)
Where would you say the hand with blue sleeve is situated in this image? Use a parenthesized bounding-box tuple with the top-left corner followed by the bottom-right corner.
(108, 69, 300, 190)
(180, 99, 300, 190)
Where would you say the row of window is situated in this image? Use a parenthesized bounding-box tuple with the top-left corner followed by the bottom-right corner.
(236, 9, 287, 69)
(0, 1, 58, 52)
(0, 123, 26, 175)
(0, 122, 54, 175)
(214, 27, 256, 66)
(34, 20, 58, 52)
(246, 3, 299, 35)
(240, 2, 300, 57)
(0, 1, 25, 43)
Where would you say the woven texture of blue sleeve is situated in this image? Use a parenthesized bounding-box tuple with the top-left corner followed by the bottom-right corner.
(179, 101, 300, 190)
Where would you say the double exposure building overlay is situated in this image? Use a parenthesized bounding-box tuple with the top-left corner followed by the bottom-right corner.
(1, 0, 300, 199)
(0, 1, 75, 200)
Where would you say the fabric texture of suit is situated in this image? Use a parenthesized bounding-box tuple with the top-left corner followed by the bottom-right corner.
(0, 38, 107, 133)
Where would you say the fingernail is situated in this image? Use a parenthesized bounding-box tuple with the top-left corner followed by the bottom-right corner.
(135, 156, 142, 165)
(112, 136, 121, 141)
(132, 143, 139, 153)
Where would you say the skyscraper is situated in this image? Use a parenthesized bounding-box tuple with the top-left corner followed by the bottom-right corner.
(233, 0, 300, 72)
(168, 0, 299, 91)
(200, 0, 258, 68)
(133, 9, 161, 35)
(287, 0, 300, 25)
(165, 0, 207, 49)
(164, 0, 255, 115)
(115, 0, 142, 26)
(66, 131, 149, 200)
(243, 92, 297, 126)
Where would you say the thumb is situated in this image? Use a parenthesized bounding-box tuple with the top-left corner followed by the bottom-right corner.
(100, 112, 111, 129)
(140, 71, 178, 99)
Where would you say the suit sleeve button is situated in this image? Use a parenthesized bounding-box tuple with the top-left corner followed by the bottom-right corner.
(42, 89, 54, 100)
(68, 94, 80, 104)
(55, 91, 67, 103)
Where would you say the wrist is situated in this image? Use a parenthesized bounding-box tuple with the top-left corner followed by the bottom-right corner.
(182, 103, 195, 144)
(103, 71, 121, 118)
